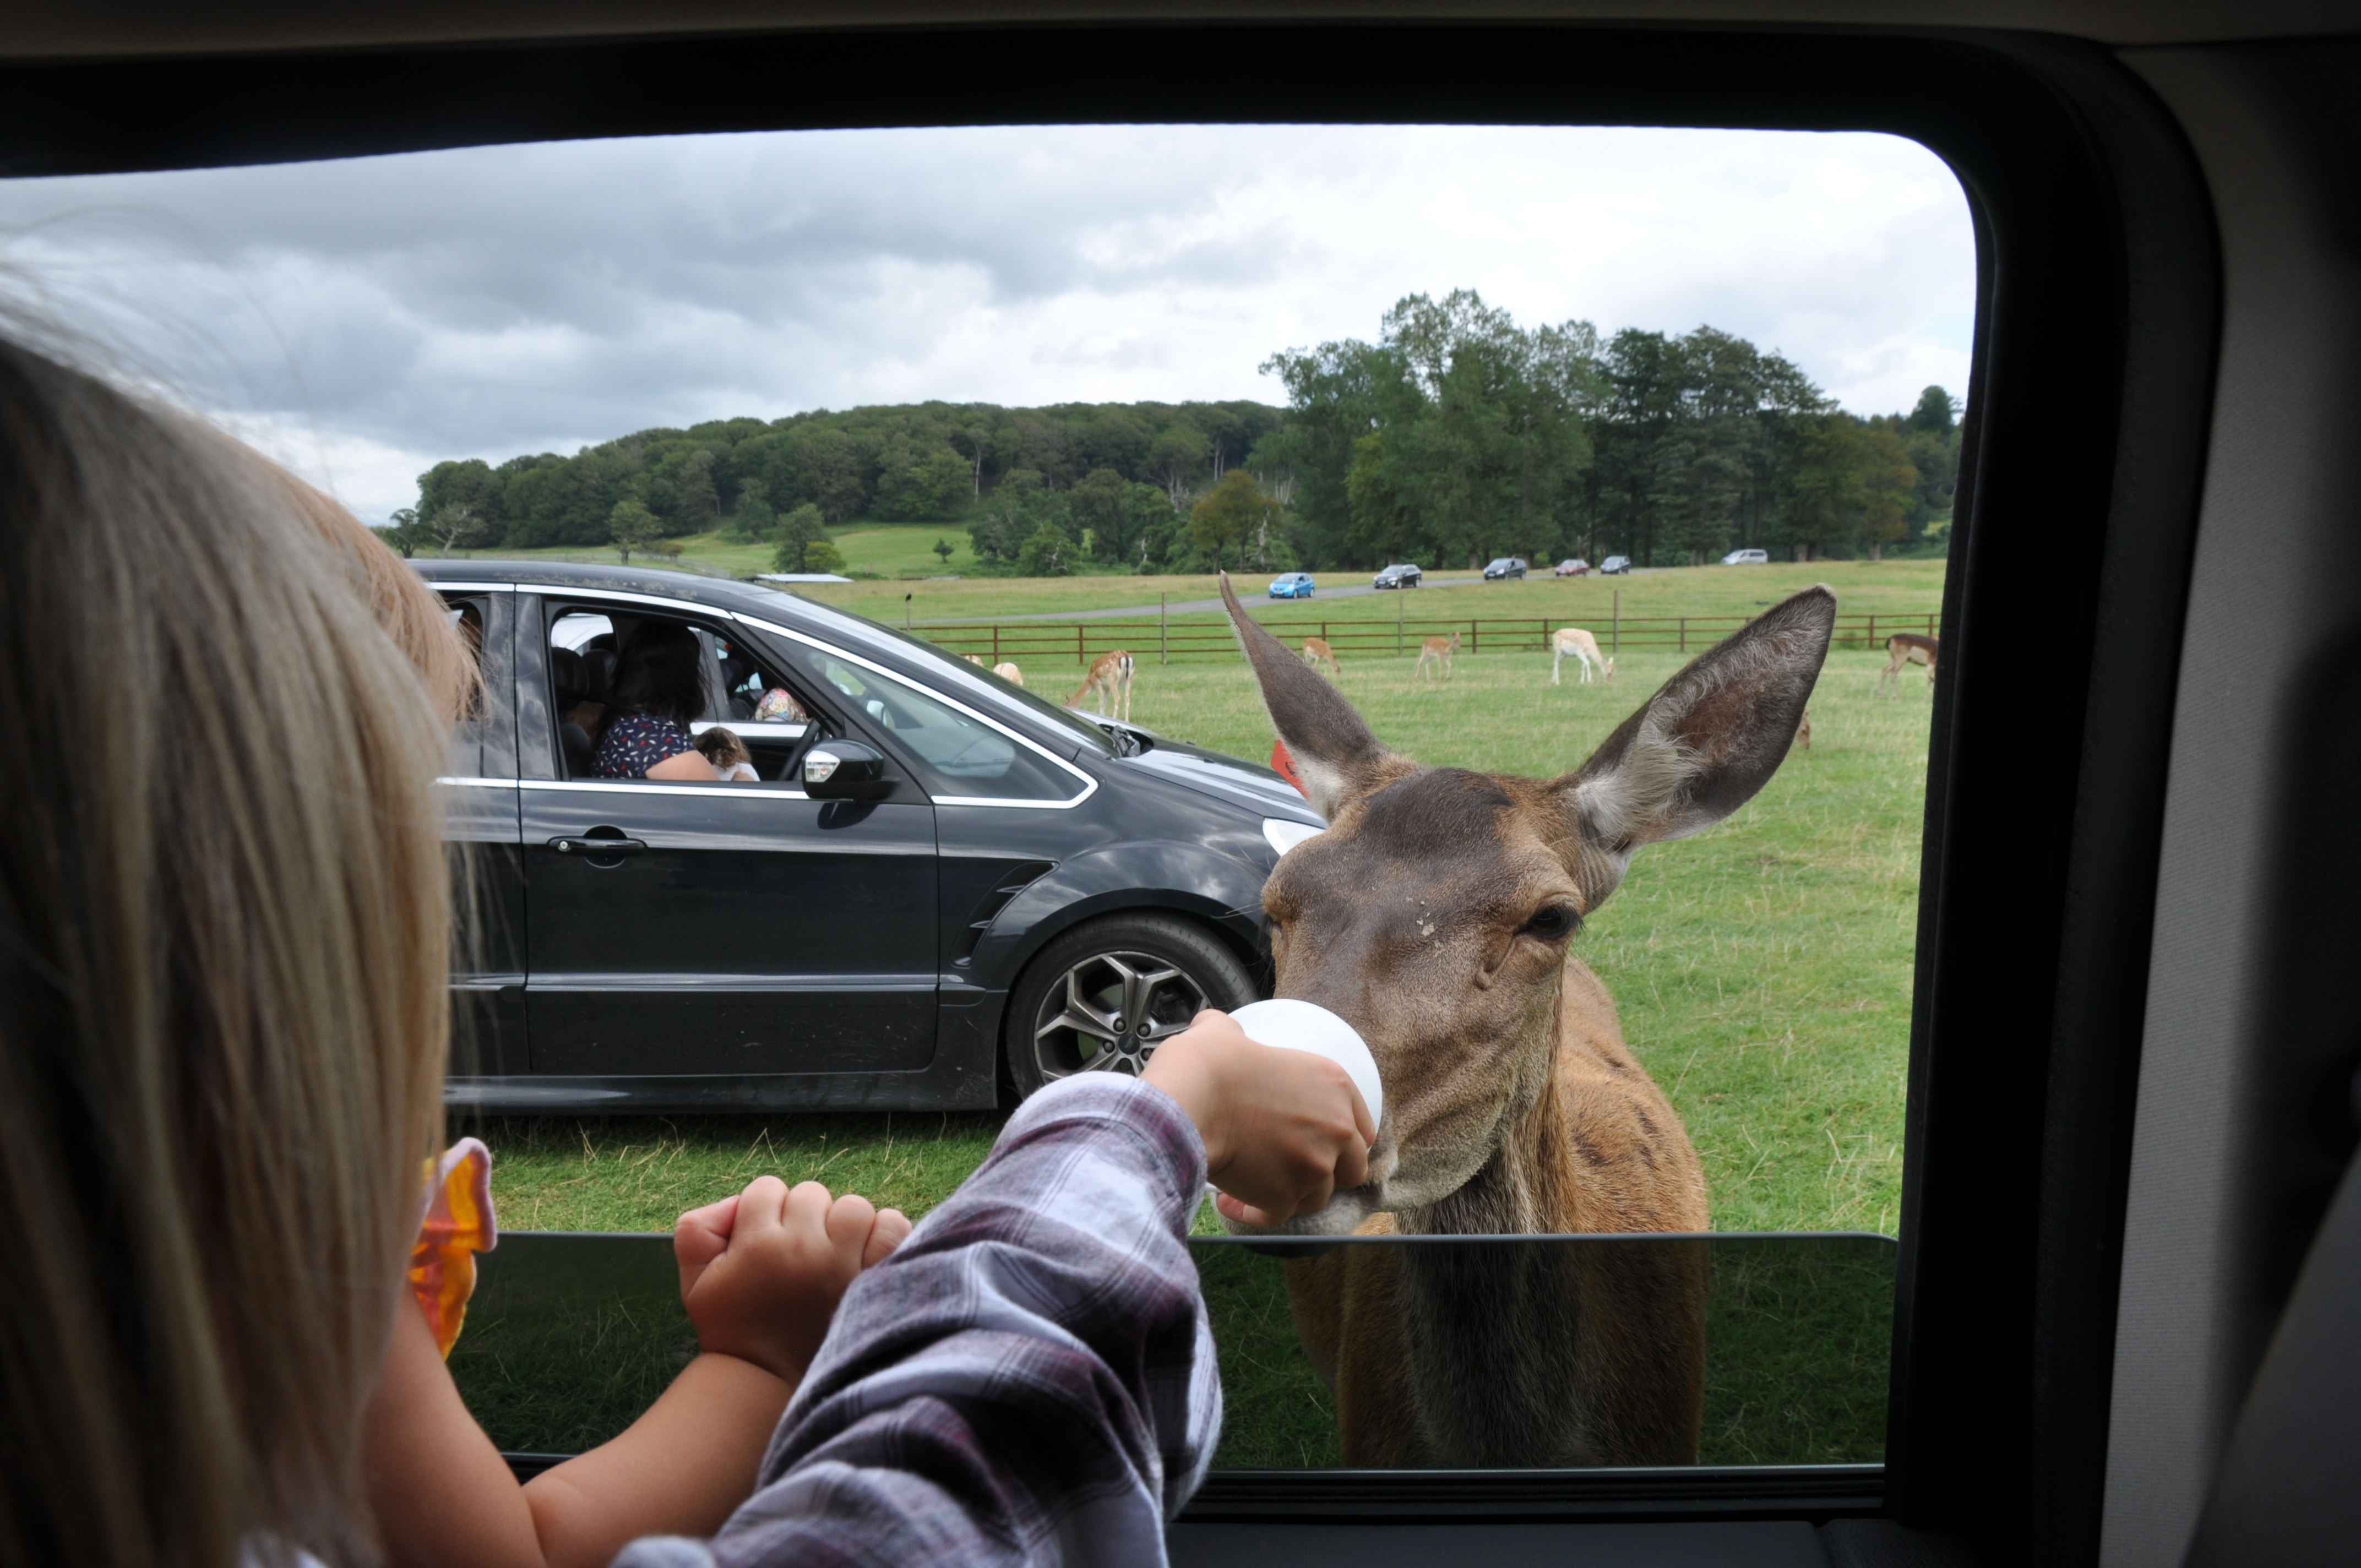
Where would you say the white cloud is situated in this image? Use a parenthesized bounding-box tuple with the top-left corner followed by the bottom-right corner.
(0, 124, 1973, 522)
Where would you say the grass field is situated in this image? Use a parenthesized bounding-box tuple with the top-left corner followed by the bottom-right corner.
(469, 573, 1933, 1239)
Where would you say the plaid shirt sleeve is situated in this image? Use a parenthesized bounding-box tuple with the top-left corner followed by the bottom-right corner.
(611, 1074, 1220, 1568)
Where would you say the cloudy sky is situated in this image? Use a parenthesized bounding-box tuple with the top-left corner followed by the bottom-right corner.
(0, 124, 1974, 524)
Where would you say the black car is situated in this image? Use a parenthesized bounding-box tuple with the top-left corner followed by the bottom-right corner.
(1482, 556, 1527, 580)
(422, 560, 1323, 1113)
(1372, 563, 1423, 589)
(1598, 555, 1633, 575)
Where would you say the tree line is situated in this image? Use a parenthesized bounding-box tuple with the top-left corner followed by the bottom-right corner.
(383, 290, 1957, 575)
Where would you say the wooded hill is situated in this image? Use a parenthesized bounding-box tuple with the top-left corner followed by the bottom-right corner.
(395, 289, 1961, 574)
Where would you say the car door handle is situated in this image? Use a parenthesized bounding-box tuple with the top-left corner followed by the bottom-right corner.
(547, 836, 646, 856)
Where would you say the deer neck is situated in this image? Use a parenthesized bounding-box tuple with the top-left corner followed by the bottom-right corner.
(1395, 1055, 1574, 1238)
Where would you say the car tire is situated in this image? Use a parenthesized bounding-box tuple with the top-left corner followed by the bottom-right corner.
(1004, 913, 1259, 1098)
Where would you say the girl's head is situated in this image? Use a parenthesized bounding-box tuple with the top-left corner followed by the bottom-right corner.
(0, 336, 463, 1567)
(694, 726, 751, 769)
(606, 620, 707, 732)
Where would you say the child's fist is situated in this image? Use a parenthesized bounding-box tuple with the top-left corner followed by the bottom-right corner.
(674, 1178, 911, 1386)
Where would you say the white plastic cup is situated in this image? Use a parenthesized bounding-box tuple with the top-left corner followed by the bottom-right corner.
(1227, 997, 1384, 1135)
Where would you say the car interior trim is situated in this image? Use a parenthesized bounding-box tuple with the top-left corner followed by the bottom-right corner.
(519, 777, 813, 802)
(436, 776, 522, 790)
(735, 612, 1100, 807)
(536, 583, 741, 616)
(426, 580, 520, 593)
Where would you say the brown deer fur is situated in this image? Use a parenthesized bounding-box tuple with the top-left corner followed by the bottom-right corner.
(1879, 632, 1938, 695)
(1216, 573, 1835, 1467)
(1071, 649, 1134, 721)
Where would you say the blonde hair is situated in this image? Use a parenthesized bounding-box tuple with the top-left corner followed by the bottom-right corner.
(0, 339, 461, 1566)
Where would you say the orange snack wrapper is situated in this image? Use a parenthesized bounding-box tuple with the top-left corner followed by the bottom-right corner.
(405, 1137, 497, 1359)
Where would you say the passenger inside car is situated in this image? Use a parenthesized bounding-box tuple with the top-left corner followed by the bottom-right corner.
(694, 725, 759, 782)
(591, 622, 717, 780)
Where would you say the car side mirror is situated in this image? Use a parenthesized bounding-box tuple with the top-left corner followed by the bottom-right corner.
(802, 739, 893, 801)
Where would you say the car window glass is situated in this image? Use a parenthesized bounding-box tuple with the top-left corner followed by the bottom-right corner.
(440, 594, 491, 775)
(785, 644, 1080, 802)
(548, 606, 813, 784)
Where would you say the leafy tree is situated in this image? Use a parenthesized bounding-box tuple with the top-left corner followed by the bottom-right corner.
(428, 502, 486, 557)
(1905, 385, 1960, 435)
(1016, 523, 1074, 577)
(873, 442, 972, 520)
(733, 478, 776, 543)
(933, 537, 956, 566)
(969, 470, 1068, 567)
(418, 459, 505, 540)
(801, 539, 847, 575)
(608, 498, 663, 563)
(1147, 424, 1210, 510)
(1190, 470, 1274, 571)
(771, 503, 829, 573)
(1856, 424, 1920, 562)
(376, 507, 424, 558)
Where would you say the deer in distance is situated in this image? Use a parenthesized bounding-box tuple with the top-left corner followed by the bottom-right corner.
(1879, 632, 1938, 695)
(1071, 649, 1134, 721)
(1301, 636, 1343, 680)
(1216, 573, 1834, 1468)
(1549, 626, 1615, 685)
(1414, 629, 1459, 683)
(991, 661, 1024, 687)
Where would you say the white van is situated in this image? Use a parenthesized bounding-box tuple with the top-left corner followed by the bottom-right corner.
(1721, 548, 1770, 565)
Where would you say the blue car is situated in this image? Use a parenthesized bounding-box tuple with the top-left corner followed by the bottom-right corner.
(1268, 571, 1316, 599)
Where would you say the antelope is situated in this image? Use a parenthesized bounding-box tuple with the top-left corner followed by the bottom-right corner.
(1070, 649, 1134, 722)
(1414, 629, 1459, 683)
(1216, 573, 1833, 1468)
(1549, 626, 1614, 685)
(1302, 636, 1342, 680)
(992, 661, 1025, 687)
(1879, 632, 1938, 695)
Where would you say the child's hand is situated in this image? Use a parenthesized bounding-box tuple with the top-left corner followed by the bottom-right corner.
(1140, 1009, 1374, 1227)
(673, 1178, 913, 1386)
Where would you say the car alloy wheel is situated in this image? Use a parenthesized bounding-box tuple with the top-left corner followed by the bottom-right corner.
(1006, 913, 1258, 1096)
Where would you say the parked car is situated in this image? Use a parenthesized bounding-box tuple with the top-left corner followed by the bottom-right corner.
(419, 560, 1323, 1113)
(1722, 548, 1770, 565)
(1267, 571, 1316, 599)
(1600, 556, 1633, 575)
(1372, 563, 1423, 589)
(1482, 557, 1528, 580)
(1553, 559, 1588, 576)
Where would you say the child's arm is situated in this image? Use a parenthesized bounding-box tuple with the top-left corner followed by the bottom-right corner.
(363, 1178, 907, 1568)
(620, 1008, 1369, 1568)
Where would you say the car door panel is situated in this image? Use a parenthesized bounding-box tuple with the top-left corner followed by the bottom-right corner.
(440, 587, 527, 1075)
(515, 598, 940, 1078)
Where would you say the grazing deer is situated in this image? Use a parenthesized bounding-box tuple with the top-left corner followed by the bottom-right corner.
(1879, 632, 1938, 695)
(1070, 649, 1135, 721)
(1414, 629, 1459, 683)
(1796, 708, 1813, 752)
(1549, 626, 1614, 686)
(992, 661, 1025, 687)
(1302, 636, 1343, 680)
(1217, 573, 1833, 1468)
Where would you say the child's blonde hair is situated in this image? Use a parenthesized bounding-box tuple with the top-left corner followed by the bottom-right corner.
(0, 337, 462, 1567)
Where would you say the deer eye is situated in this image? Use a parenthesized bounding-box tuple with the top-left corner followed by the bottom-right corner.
(1520, 905, 1580, 943)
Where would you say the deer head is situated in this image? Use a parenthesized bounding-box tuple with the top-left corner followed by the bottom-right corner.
(1221, 574, 1833, 1234)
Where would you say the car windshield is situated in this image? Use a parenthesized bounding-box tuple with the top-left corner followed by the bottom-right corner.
(2, 118, 1971, 1486)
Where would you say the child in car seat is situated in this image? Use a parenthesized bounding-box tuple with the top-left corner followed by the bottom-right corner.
(695, 725, 760, 782)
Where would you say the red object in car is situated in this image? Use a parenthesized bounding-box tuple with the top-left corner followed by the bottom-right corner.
(1271, 739, 1307, 796)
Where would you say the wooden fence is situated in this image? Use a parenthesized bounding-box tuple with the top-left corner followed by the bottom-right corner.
(915, 612, 1939, 669)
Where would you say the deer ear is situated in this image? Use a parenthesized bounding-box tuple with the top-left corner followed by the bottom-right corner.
(1558, 585, 1835, 905)
(1220, 571, 1399, 820)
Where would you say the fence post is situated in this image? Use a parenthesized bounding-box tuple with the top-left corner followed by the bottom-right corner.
(992, 625, 1000, 663)
(1076, 624, 1084, 667)
(1471, 620, 1478, 654)
(1397, 589, 1405, 654)
(1868, 613, 1876, 654)
(1161, 594, 1168, 665)
(1612, 590, 1620, 654)
(1680, 616, 1687, 653)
